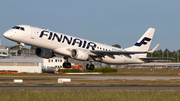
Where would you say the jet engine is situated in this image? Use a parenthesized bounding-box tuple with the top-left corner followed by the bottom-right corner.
(35, 48, 55, 58)
(71, 49, 89, 61)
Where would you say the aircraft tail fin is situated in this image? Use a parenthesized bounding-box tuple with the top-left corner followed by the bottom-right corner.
(125, 28, 155, 57)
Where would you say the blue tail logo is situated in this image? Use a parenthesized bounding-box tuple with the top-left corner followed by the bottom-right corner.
(135, 37, 151, 46)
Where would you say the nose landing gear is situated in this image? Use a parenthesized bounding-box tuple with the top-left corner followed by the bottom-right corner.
(17, 43, 25, 54)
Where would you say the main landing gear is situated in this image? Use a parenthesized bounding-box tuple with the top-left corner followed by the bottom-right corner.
(86, 62, 95, 70)
(62, 57, 95, 70)
(62, 57, 71, 68)
(17, 43, 25, 54)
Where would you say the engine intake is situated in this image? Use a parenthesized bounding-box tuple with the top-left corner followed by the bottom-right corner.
(71, 49, 89, 61)
(35, 48, 55, 58)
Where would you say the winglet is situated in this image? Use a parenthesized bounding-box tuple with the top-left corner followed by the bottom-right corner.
(148, 44, 159, 53)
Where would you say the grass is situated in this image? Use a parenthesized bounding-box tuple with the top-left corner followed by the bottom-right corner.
(88, 67, 117, 73)
(0, 90, 180, 101)
(117, 68, 180, 76)
(58, 67, 180, 76)
(58, 67, 117, 73)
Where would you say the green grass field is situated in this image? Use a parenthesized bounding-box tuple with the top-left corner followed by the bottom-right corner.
(0, 90, 180, 101)
(117, 68, 180, 76)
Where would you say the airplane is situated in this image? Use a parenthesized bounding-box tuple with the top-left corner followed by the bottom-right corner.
(3, 25, 160, 70)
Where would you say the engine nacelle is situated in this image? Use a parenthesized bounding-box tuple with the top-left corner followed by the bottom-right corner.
(71, 49, 89, 61)
(35, 48, 55, 58)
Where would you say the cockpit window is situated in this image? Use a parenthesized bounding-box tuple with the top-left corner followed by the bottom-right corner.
(12, 26, 25, 31)
(20, 27, 24, 31)
(12, 26, 20, 29)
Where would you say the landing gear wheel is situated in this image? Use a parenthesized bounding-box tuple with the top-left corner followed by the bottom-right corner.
(86, 64, 95, 70)
(17, 43, 25, 54)
(17, 50, 23, 54)
(63, 62, 71, 68)
(89, 64, 95, 70)
(86, 64, 89, 70)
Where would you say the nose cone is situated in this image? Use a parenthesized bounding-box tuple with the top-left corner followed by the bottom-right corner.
(3, 30, 12, 39)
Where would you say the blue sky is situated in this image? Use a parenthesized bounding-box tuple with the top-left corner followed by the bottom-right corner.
(0, 0, 180, 51)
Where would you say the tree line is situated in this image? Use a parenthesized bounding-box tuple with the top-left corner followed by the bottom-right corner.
(111, 44, 179, 62)
(147, 49, 180, 62)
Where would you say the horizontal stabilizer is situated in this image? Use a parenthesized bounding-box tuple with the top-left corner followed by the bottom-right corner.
(148, 44, 159, 53)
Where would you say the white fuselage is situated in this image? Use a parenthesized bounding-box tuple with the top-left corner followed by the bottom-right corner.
(4, 25, 145, 64)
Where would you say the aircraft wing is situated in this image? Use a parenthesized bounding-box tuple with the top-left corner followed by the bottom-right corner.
(90, 44, 159, 56)
(138, 57, 175, 62)
(90, 50, 154, 59)
(90, 50, 148, 56)
(139, 57, 175, 60)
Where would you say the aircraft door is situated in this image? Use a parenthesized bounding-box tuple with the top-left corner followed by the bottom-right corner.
(31, 27, 36, 39)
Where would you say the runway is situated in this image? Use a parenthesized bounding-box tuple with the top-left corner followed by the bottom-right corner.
(1, 76, 180, 80)
(1, 76, 180, 90)
(1, 85, 180, 90)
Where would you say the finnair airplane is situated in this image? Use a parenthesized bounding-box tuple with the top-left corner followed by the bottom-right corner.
(3, 25, 159, 70)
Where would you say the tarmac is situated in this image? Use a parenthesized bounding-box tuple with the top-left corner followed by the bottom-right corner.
(1, 76, 180, 90)
(1, 76, 180, 80)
